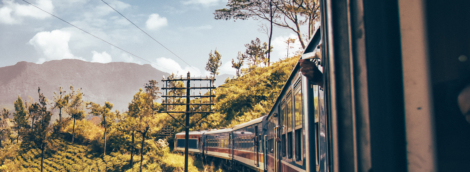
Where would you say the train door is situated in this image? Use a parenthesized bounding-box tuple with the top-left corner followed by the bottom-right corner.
(255, 125, 259, 167)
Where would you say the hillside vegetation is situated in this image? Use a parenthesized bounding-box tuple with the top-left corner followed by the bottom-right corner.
(0, 56, 299, 172)
(164, 56, 299, 133)
(0, 119, 199, 172)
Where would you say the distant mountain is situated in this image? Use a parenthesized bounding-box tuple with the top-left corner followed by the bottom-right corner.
(0, 59, 168, 113)
(0, 60, 234, 119)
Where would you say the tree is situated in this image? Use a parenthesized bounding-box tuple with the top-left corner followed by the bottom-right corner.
(88, 101, 116, 156)
(35, 89, 52, 172)
(24, 96, 39, 130)
(13, 96, 28, 143)
(0, 108, 11, 148)
(66, 86, 86, 144)
(244, 38, 271, 67)
(285, 37, 296, 58)
(117, 113, 137, 165)
(128, 80, 163, 172)
(232, 51, 245, 78)
(215, 0, 320, 49)
(205, 50, 222, 78)
(53, 87, 69, 129)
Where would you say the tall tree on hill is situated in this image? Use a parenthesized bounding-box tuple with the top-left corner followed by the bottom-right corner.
(35, 89, 52, 172)
(25, 99, 40, 131)
(215, 0, 320, 49)
(285, 37, 296, 58)
(13, 96, 28, 143)
(232, 51, 245, 78)
(0, 108, 11, 148)
(53, 87, 69, 129)
(117, 113, 137, 165)
(128, 80, 164, 172)
(244, 38, 271, 67)
(206, 50, 222, 78)
(66, 86, 86, 144)
(88, 101, 117, 156)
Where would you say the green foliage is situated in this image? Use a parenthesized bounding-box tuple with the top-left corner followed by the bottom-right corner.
(66, 86, 87, 144)
(205, 56, 298, 128)
(215, 0, 320, 48)
(0, 108, 12, 148)
(244, 38, 271, 67)
(13, 96, 28, 143)
(206, 50, 223, 77)
(52, 87, 69, 127)
(232, 51, 245, 78)
(88, 101, 117, 156)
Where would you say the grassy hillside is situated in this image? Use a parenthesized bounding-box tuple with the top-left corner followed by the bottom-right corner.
(0, 120, 199, 172)
(190, 56, 299, 129)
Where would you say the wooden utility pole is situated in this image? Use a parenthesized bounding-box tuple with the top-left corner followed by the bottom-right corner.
(161, 72, 215, 172)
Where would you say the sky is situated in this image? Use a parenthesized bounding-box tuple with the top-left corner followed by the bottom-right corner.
(0, 0, 304, 77)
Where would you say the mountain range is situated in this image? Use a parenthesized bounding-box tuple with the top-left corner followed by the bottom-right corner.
(0, 59, 231, 117)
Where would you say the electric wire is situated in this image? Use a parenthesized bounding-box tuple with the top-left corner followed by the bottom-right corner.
(101, 0, 191, 67)
(21, 0, 153, 64)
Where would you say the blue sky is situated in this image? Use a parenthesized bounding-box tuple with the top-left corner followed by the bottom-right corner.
(0, 0, 304, 76)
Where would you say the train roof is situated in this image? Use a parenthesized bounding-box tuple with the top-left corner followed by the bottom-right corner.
(232, 116, 266, 130)
(175, 130, 206, 136)
(204, 128, 233, 135)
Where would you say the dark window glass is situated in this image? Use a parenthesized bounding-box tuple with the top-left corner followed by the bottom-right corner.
(295, 129, 302, 161)
(282, 134, 286, 157)
(177, 139, 185, 148)
(288, 132, 293, 159)
(294, 89, 303, 161)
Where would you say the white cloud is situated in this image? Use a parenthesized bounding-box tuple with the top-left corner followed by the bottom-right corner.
(0, 5, 16, 24)
(218, 61, 235, 75)
(146, 13, 167, 30)
(91, 51, 112, 63)
(152, 57, 202, 76)
(29, 30, 83, 63)
(91, 0, 130, 17)
(272, 34, 303, 62)
(183, 0, 220, 6)
(0, 0, 54, 24)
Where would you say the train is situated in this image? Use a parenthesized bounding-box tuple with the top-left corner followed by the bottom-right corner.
(176, 0, 470, 171)
(174, 25, 324, 172)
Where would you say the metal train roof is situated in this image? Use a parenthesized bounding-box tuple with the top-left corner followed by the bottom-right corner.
(204, 128, 233, 135)
(175, 130, 206, 136)
(232, 116, 266, 131)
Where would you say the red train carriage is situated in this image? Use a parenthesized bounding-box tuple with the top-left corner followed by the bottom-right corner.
(232, 116, 266, 172)
(174, 131, 206, 155)
(202, 128, 233, 160)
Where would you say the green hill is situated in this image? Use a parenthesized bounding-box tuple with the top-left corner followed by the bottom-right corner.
(0, 119, 198, 172)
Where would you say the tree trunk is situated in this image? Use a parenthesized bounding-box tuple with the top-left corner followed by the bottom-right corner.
(268, 0, 273, 67)
(16, 134, 19, 143)
(104, 117, 106, 156)
(72, 118, 75, 144)
(40, 142, 45, 172)
(140, 130, 147, 172)
(58, 107, 62, 128)
(130, 130, 135, 165)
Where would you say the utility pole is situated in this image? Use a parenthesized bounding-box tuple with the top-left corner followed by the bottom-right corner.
(161, 72, 215, 172)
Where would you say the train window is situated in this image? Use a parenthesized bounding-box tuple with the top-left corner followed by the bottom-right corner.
(281, 103, 287, 157)
(294, 87, 303, 162)
(314, 86, 320, 165)
(287, 92, 293, 159)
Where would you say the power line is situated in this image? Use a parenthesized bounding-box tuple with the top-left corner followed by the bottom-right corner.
(22, 0, 153, 64)
(101, 0, 191, 67)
